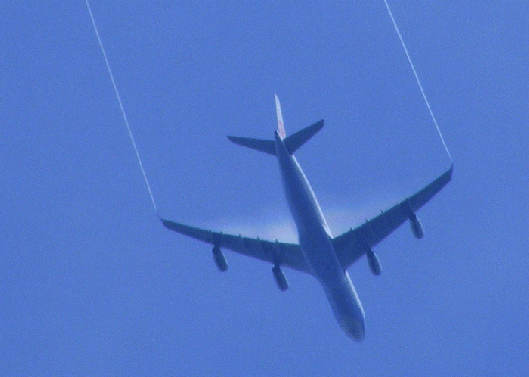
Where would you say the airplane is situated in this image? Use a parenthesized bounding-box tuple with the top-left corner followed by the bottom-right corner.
(160, 95, 453, 341)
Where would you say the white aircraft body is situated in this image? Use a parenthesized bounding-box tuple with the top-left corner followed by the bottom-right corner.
(161, 95, 452, 341)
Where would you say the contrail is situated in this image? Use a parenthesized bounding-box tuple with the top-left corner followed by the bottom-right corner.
(84, 0, 158, 212)
(382, 0, 453, 162)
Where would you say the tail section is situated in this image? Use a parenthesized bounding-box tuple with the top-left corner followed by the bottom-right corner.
(275, 94, 286, 139)
(227, 95, 324, 155)
(284, 119, 323, 153)
(227, 135, 276, 155)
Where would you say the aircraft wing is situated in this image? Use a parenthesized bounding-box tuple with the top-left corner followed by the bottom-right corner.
(160, 218, 312, 274)
(332, 165, 453, 269)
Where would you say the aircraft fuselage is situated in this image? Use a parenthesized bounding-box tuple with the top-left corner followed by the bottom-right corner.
(274, 131, 366, 341)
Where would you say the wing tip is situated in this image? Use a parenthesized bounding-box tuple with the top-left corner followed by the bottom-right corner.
(445, 163, 454, 181)
(159, 217, 175, 230)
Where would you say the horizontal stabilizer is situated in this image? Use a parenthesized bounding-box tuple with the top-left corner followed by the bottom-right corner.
(227, 119, 324, 156)
(285, 120, 324, 154)
(227, 136, 276, 155)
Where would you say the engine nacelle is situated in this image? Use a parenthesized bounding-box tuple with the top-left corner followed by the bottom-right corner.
(409, 213, 424, 239)
(272, 265, 289, 291)
(366, 249, 382, 276)
(212, 246, 228, 272)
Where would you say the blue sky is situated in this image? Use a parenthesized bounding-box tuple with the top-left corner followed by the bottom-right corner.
(1, 1, 527, 376)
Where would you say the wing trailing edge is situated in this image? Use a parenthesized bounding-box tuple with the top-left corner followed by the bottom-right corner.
(160, 217, 311, 274)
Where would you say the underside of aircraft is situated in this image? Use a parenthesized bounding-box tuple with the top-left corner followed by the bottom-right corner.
(161, 96, 452, 340)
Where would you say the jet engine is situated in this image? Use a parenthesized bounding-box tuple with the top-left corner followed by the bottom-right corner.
(366, 248, 382, 276)
(212, 246, 228, 272)
(409, 213, 424, 239)
(272, 265, 289, 291)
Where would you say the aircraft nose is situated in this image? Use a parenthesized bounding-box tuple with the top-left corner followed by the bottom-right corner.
(349, 319, 365, 342)
(338, 312, 365, 342)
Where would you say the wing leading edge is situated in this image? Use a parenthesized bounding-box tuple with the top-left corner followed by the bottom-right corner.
(332, 165, 453, 269)
(160, 218, 311, 274)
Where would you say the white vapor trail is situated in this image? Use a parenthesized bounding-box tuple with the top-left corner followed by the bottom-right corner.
(382, 0, 453, 162)
(84, 0, 158, 212)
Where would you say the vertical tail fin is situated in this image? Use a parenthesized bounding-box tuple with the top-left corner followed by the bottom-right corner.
(275, 94, 286, 139)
